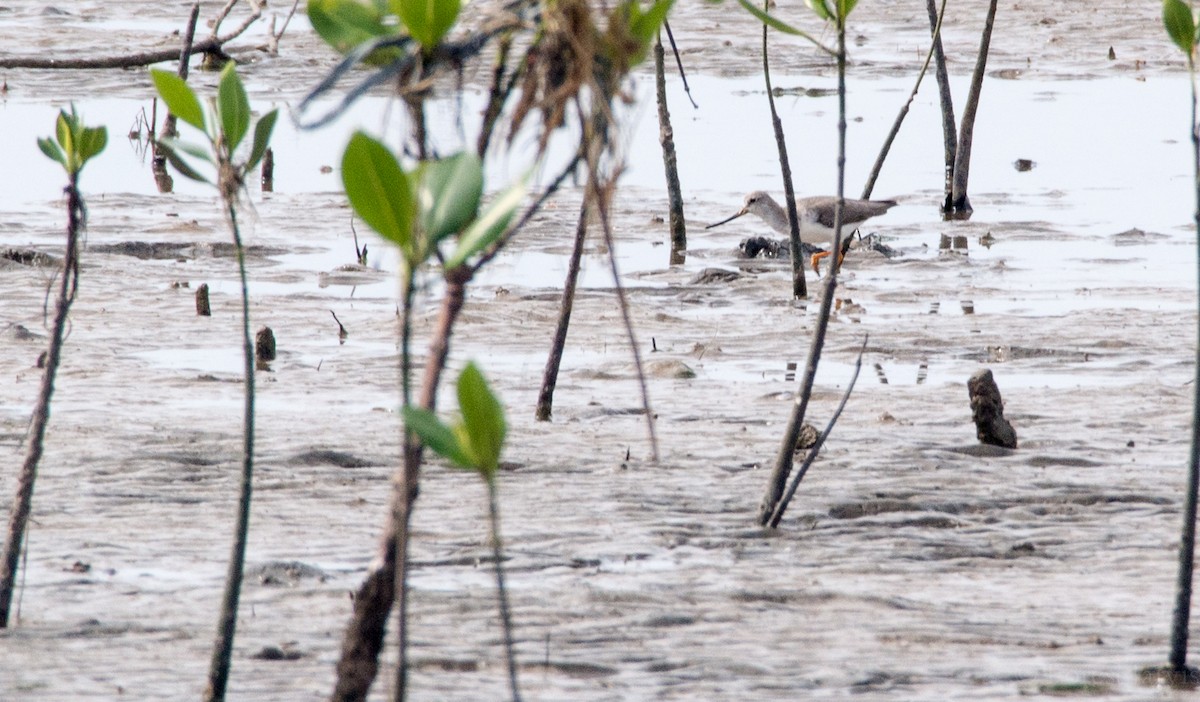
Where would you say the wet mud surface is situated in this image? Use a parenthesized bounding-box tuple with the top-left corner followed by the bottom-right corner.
(2, 1, 1199, 700)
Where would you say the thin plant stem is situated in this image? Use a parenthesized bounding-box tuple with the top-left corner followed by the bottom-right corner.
(769, 335, 866, 528)
(861, 0, 948, 199)
(927, 0, 957, 212)
(760, 0, 806, 299)
(655, 29, 687, 260)
(590, 172, 660, 462)
(758, 11, 848, 526)
(393, 268, 416, 699)
(535, 197, 590, 421)
(0, 176, 84, 627)
(950, 0, 999, 214)
(662, 20, 698, 109)
(486, 478, 521, 702)
(203, 203, 256, 702)
(1170, 51, 1200, 673)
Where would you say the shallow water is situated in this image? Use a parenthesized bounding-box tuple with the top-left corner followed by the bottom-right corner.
(2, 1, 1200, 700)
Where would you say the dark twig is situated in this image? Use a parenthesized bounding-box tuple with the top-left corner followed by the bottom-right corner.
(769, 335, 867, 528)
(663, 20, 698, 109)
(535, 196, 589, 422)
(861, 0, 948, 199)
(927, 0, 957, 212)
(655, 29, 687, 259)
(759, 10, 849, 525)
(0, 3, 261, 69)
(760, 2, 807, 299)
(0, 178, 84, 627)
(949, 0, 999, 214)
(1170, 48, 1200, 674)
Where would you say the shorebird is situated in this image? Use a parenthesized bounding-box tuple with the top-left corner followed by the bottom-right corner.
(707, 191, 897, 273)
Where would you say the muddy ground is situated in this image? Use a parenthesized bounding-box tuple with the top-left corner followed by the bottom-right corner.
(2, 1, 1199, 700)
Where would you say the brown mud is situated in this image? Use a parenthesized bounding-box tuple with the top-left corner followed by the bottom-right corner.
(1, 1, 1198, 700)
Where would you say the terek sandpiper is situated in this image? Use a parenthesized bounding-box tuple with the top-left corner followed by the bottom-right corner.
(707, 191, 897, 273)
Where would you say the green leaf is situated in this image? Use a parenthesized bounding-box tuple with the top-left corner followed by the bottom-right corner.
(37, 137, 66, 168)
(160, 137, 214, 163)
(78, 125, 108, 165)
(157, 140, 213, 184)
(445, 180, 525, 269)
(456, 362, 506, 476)
(839, 0, 858, 18)
(309, 0, 401, 64)
(732, 0, 832, 52)
(629, 0, 674, 51)
(403, 406, 475, 469)
(55, 111, 73, 159)
(341, 131, 415, 255)
(805, 0, 832, 21)
(394, 0, 460, 49)
(246, 109, 278, 172)
(416, 152, 483, 243)
(150, 68, 207, 132)
(217, 63, 251, 154)
(1164, 0, 1197, 55)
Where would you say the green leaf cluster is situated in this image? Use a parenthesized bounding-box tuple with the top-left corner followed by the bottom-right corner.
(340, 131, 525, 272)
(308, 0, 461, 59)
(404, 362, 507, 480)
(149, 63, 278, 188)
(806, 0, 858, 23)
(38, 106, 107, 177)
(1165, 0, 1200, 59)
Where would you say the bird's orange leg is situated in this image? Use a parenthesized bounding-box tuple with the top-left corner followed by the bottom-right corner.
(810, 250, 847, 275)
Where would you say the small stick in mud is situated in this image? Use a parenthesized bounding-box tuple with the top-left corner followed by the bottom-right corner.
(330, 310, 348, 343)
(260, 148, 274, 193)
(255, 326, 276, 370)
(196, 283, 212, 316)
(967, 368, 1017, 448)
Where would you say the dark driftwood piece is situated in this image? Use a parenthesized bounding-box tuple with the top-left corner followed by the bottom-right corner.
(255, 326, 276, 366)
(967, 368, 1017, 448)
(196, 283, 212, 316)
(0, 3, 263, 70)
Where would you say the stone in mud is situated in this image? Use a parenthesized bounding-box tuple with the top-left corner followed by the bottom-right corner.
(967, 368, 1017, 449)
(689, 267, 741, 285)
(256, 326, 276, 369)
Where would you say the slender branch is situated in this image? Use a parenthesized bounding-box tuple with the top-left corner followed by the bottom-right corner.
(769, 335, 867, 528)
(655, 29, 687, 257)
(1170, 50, 1200, 674)
(760, 2, 807, 299)
(469, 151, 582, 273)
(0, 4, 263, 69)
(927, 0, 957, 212)
(663, 20, 698, 109)
(861, 0, 948, 199)
(588, 155, 660, 462)
(758, 11, 848, 525)
(202, 203, 256, 702)
(950, 0, 999, 214)
(0, 178, 84, 627)
(535, 195, 590, 421)
(487, 479, 522, 702)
